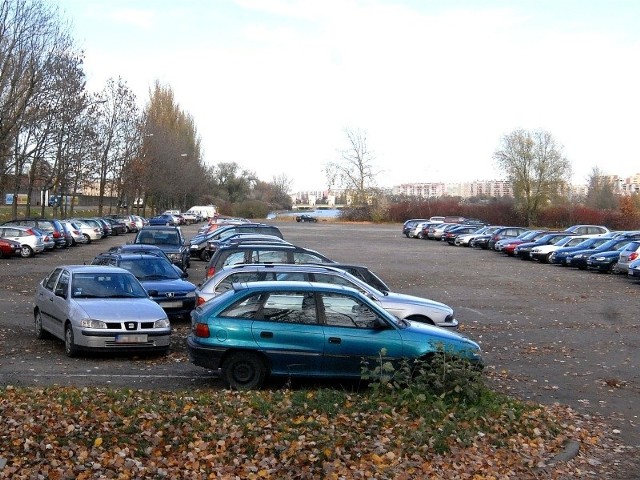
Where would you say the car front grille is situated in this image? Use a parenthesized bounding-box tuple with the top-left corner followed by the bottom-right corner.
(104, 322, 158, 329)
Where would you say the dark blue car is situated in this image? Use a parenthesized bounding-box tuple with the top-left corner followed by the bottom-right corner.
(91, 253, 196, 317)
(560, 238, 640, 269)
(547, 237, 612, 265)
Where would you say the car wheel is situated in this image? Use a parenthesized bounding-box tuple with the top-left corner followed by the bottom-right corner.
(609, 262, 619, 274)
(222, 352, 267, 390)
(544, 253, 553, 264)
(21, 245, 34, 258)
(64, 324, 79, 357)
(83, 234, 92, 244)
(34, 310, 48, 339)
(200, 250, 211, 262)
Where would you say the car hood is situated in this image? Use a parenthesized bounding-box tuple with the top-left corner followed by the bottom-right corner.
(141, 279, 196, 293)
(75, 299, 166, 321)
(590, 251, 620, 258)
(401, 320, 481, 351)
(378, 291, 451, 313)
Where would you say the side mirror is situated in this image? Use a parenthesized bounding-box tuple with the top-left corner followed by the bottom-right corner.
(147, 289, 159, 296)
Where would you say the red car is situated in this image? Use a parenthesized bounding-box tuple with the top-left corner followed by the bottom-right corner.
(0, 238, 22, 258)
(497, 230, 548, 256)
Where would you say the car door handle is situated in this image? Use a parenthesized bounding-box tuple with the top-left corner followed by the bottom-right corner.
(328, 337, 341, 344)
(260, 331, 273, 338)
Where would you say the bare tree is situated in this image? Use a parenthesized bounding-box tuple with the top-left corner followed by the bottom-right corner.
(92, 77, 138, 215)
(585, 166, 617, 210)
(325, 128, 379, 206)
(0, 0, 74, 205)
(494, 129, 571, 225)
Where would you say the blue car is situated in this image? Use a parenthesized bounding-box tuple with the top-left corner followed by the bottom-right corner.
(187, 281, 482, 389)
(586, 250, 624, 273)
(92, 253, 196, 317)
(547, 236, 612, 265)
(562, 238, 640, 269)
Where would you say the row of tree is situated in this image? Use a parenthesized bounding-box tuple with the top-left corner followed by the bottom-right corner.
(0, 0, 293, 220)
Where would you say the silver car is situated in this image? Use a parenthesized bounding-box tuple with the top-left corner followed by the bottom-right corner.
(195, 263, 458, 328)
(0, 225, 45, 257)
(34, 265, 171, 357)
(615, 241, 640, 274)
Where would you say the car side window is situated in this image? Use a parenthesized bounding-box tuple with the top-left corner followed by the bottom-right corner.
(217, 272, 262, 293)
(321, 292, 381, 329)
(55, 270, 70, 297)
(44, 268, 63, 291)
(261, 292, 318, 324)
(293, 252, 330, 263)
(220, 293, 265, 319)
(253, 250, 288, 263)
(222, 251, 248, 268)
(275, 272, 306, 281)
(313, 273, 355, 288)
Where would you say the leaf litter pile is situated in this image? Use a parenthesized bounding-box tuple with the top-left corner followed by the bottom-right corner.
(1, 385, 636, 479)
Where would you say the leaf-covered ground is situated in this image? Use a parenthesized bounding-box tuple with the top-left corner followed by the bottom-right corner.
(0, 385, 637, 479)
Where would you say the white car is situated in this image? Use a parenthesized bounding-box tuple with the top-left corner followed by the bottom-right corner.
(61, 221, 88, 246)
(70, 219, 102, 243)
(0, 225, 45, 257)
(530, 235, 598, 263)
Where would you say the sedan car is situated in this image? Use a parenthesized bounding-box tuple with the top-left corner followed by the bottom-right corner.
(195, 263, 458, 328)
(564, 238, 638, 269)
(628, 258, 640, 280)
(513, 233, 575, 260)
(187, 281, 482, 389)
(586, 250, 625, 273)
(33, 265, 171, 357)
(614, 241, 640, 274)
(531, 235, 605, 264)
(0, 238, 21, 258)
(92, 253, 196, 317)
(295, 214, 318, 223)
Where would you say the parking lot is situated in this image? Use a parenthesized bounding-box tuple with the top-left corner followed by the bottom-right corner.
(0, 220, 638, 450)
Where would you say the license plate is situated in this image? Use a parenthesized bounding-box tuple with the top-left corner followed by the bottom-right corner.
(161, 301, 183, 308)
(115, 334, 148, 344)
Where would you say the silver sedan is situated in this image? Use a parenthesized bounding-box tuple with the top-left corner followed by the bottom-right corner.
(34, 265, 171, 357)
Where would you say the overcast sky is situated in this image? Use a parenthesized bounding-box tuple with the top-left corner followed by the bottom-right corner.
(56, 0, 640, 192)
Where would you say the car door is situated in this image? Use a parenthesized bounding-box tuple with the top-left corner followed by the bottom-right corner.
(249, 290, 324, 375)
(319, 291, 403, 377)
(37, 268, 69, 338)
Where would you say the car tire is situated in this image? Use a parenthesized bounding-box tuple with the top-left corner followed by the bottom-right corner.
(21, 245, 34, 258)
(34, 310, 48, 339)
(200, 250, 211, 262)
(83, 234, 92, 244)
(609, 262, 619, 274)
(222, 352, 267, 390)
(64, 324, 79, 357)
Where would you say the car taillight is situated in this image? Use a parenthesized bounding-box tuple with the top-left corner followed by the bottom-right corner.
(196, 296, 207, 306)
(206, 267, 215, 278)
(630, 252, 639, 261)
(25, 228, 35, 235)
(52, 231, 61, 238)
(194, 323, 210, 337)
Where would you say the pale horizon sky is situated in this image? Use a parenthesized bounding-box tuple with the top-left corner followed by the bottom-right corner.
(56, 0, 640, 192)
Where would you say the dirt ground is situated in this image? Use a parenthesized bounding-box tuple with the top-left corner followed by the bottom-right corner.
(1, 220, 639, 475)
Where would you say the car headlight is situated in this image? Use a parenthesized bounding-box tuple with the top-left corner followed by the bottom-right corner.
(594, 256, 606, 261)
(80, 319, 107, 328)
(185, 291, 196, 298)
(154, 318, 170, 328)
(168, 253, 180, 261)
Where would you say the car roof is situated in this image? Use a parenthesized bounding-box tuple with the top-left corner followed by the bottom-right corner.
(230, 280, 360, 295)
(58, 265, 133, 274)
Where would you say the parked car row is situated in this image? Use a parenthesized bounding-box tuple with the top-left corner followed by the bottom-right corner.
(0, 215, 148, 258)
(32, 220, 485, 391)
(403, 219, 640, 279)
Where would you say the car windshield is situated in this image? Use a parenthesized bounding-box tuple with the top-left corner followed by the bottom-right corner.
(72, 272, 148, 298)
(121, 258, 180, 280)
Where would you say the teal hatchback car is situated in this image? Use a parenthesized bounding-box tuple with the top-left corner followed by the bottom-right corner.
(187, 281, 483, 389)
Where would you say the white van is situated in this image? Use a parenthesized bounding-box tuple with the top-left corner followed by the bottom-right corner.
(187, 205, 217, 220)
